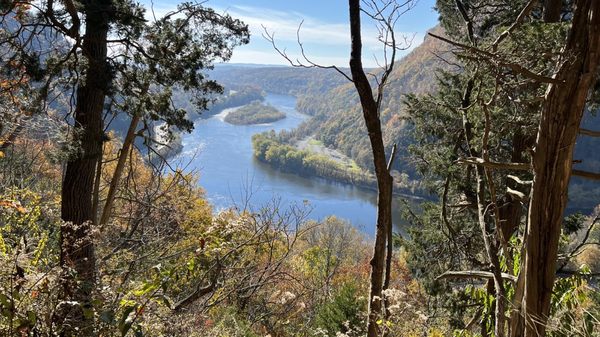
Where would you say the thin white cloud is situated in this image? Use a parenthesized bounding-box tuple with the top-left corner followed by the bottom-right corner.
(227, 5, 353, 46)
(228, 47, 353, 68)
(227, 5, 418, 47)
(137, 1, 424, 67)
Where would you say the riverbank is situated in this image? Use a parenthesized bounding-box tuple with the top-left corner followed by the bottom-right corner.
(252, 132, 424, 198)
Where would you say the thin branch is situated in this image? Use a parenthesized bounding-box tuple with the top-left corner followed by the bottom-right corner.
(456, 157, 532, 171)
(429, 32, 563, 84)
(491, 0, 537, 51)
(173, 283, 215, 311)
(564, 215, 600, 260)
(579, 128, 600, 137)
(262, 23, 353, 82)
(572, 169, 600, 181)
(437, 270, 517, 283)
(507, 175, 533, 185)
(386, 143, 398, 171)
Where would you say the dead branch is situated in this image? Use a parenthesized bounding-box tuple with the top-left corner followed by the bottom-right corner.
(572, 169, 600, 181)
(579, 128, 600, 137)
(429, 32, 563, 84)
(457, 157, 532, 171)
(437, 270, 517, 283)
(261, 22, 353, 82)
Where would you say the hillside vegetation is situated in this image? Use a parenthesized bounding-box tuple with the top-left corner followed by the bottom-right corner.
(210, 66, 349, 103)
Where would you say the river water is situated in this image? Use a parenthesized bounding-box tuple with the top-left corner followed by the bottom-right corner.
(172, 93, 409, 236)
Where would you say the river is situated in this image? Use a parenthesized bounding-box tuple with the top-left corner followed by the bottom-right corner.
(172, 93, 410, 236)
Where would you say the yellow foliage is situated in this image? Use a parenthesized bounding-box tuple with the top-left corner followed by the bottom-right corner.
(427, 328, 446, 337)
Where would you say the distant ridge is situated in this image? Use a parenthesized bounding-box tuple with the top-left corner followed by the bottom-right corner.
(214, 62, 291, 68)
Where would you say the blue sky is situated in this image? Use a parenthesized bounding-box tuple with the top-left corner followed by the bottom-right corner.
(145, 0, 439, 67)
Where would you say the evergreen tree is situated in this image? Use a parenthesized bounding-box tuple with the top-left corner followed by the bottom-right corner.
(405, 1, 600, 336)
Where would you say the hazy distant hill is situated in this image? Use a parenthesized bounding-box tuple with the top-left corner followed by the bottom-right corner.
(208, 65, 349, 102)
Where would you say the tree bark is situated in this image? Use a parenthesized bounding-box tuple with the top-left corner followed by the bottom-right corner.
(91, 154, 103, 225)
(543, 0, 562, 23)
(58, 1, 112, 335)
(519, 2, 600, 336)
(348, 1, 394, 336)
(383, 144, 397, 323)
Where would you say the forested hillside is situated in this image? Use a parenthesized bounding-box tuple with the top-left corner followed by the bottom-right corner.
(210, 65, 349, 103)
(293, 26, 448, 171)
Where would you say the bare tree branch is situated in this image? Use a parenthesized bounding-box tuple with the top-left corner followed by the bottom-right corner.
(437, 270, 517, 283)
(262, 22, 354, 82)
(572, 169, 600, 181)
(456, 157, 532, 171)
(429, 32, 563, 84)
(579, 128, 600, 137)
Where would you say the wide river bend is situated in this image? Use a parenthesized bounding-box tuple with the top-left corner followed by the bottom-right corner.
(172, 93, 410, 236)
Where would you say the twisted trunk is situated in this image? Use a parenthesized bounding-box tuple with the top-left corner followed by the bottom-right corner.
(518, 2, 600, 336)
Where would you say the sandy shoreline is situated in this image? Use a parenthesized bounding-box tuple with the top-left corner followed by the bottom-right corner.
(214, 105, 244, 121)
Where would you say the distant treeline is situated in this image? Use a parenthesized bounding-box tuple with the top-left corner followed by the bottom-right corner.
(210, 66, 349, 99)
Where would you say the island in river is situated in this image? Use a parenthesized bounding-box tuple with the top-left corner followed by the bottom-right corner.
(224, 100, 286, 125)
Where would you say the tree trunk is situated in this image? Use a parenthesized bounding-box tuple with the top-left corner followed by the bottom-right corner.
(543, 0, 562, 23)
(474, 165, 506, 337)
(348, 1, 394, 336)
(504, 133, 538, 337)
(58, 1, 112, 335)
(99, 113, 141, 226)
(520, 2, 600, 336)
(91, 154, 103, 225)
(508, 2, 565, 333)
